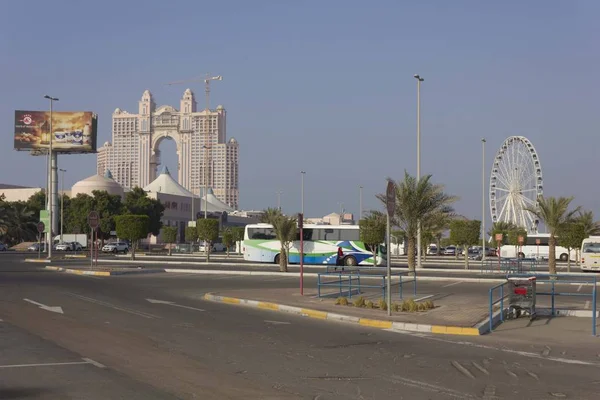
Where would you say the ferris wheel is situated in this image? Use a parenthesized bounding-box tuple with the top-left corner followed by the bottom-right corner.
(489, 136, 543, 233)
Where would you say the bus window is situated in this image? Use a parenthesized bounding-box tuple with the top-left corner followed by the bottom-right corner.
(339, 229, 360, 241)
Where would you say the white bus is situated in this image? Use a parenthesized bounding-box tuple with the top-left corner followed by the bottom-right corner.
(581, 236, 600, 272)
(242, 223, 386, 266)
(499, 233, 576, 261)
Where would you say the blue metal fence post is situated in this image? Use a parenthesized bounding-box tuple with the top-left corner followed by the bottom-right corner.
(489, 288, 494, 332)
(318, 274, 321, 298)
(500, 284, 504, 323)
(551, 279, 555, 316)
(349, 273, 353, 298)
(339, 272, 342, 297)
(413, 272, 417, 296)
(382, 276, 386, 299)
(399, 274, 403, 299)
(593, 276, 597, 337)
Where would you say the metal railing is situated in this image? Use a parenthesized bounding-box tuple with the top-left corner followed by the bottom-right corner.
(317, 268, 417, 300)
(481, 258, 539, 274)
(488, 274, 598, 336)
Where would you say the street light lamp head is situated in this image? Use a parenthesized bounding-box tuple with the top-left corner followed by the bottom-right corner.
(482, 138, 486, 143)
(413, 74, 424, 82)
(44, 95, 59, 101)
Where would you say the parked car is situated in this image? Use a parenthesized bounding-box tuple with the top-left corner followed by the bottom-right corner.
(55, 242, 83, 251)
(0, 242, 8, 251)
(443, 246, 458, 256)
(28, 243, 47, 251)
(102, 241, 129, 254)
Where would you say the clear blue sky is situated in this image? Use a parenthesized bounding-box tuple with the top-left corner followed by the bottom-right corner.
(1, 1, 598, 225)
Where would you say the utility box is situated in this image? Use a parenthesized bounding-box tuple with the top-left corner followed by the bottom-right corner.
(507, 276, 537, 320)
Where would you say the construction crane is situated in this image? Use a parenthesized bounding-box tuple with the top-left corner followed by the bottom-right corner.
(165, 74, 223, 112)
(165, 74, 223, 219)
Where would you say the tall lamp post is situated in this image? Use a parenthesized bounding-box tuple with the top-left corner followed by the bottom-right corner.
(300, 171, 306, 215)
(277, 190, 283, 211)
(44, 95, 58, 258)
(202, 145, 210, 219)
(300, 171, 306, 295)
(413, 74, 424, 269)
(481, 138, 486, 261)
(59, 168, 66, 244)
(202, 75, 222, 220)
(359, 185, 363, 221)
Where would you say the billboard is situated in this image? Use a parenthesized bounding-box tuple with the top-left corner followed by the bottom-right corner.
(14, 110, 98, 153)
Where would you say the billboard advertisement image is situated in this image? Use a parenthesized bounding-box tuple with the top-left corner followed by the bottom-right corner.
(14, 110, 98, 153)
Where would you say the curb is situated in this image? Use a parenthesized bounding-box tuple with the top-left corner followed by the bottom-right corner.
(164, 268, 506, 283)
(64, 254, 88, 259)
(45, 266, 165, 276)
(202, 293, 485, 336)
(25, 258, 51, 263)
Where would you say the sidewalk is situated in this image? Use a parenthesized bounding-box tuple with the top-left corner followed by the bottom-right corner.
(205, 287, 494, 336)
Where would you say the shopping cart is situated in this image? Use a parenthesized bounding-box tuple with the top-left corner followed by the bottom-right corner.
(507, 277, 537, 321)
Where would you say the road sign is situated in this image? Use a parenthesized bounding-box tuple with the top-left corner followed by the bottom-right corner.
(495, 233, 503, 242)
(87, 211, 99, 229)
(535, 238, 541, 245)
(37, 221, 45, 233)
(518, 236, 524, 245)
(386, 181, 396, 217)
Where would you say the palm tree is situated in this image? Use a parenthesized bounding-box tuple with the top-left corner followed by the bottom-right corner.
(421, 211, 454, 259)
(261, 208, 297, 272)
(5, 202, 38, 244)
(526, 196, 580, 275)
(378, 172, 457, 272)
(576, 211, 600, 238)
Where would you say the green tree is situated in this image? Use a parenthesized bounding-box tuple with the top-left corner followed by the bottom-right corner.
(0, 201, 37, 245)
(377, 172, 457, 272)
(576, 211, 600, 238)
(231, 226, 245, 254)
(185, 226, 198, 253)
(261, 209, 297, 272)
(488, 221, 518, 246)
(526, 196, 580, 275)
(114, 215, 150, 260)
(26, 190, 47, 217)
(507, 228, 528, 258)
(162, 226, 178, 256)
(222, 228, 234, 258)
(65, 193, 94, 235)
(449, 219, 481, 269)
(422, 212, 453, 257)
(92, 190, 123, 246)
(197, 219, 220, 262)
(123, 187, 165, 236)
(359, 214, 386, 266)
(558, 223, 586, 272)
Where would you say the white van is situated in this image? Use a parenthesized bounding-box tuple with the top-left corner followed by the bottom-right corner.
(580, 236, 600, 272)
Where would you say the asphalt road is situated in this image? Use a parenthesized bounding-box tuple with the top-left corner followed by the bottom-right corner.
(1, 255, 599, 399)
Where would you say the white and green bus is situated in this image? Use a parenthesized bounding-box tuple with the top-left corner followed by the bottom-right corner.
(242, 223, 386, 266)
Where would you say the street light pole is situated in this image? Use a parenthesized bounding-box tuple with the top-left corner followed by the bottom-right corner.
(300, 171, 306, 215)
(203, 75, 222, 220)
(482, 138, 486, 261)
(277, 190, 283, 211)
(359, 185, 363, 221)
(414, 74, 424, 269)
(44, 95, 58, 259)
(59, 168, 66, 244)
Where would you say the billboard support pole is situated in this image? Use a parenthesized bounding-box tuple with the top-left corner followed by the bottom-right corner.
(44, 96, 59, 259)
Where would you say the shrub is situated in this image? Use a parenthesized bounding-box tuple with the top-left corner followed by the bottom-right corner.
(335, 297, 349, 306)
(424, 300, 435, 310)
(417, 302, 427, 312)
(353, 296, 366, 308)
(378, 299, 387, 311)
(391, 303, 400, 312)
(365, 300, 374, 309)
(408, 299, 418, 313)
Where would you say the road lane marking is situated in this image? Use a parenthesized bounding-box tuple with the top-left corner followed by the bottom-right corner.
(414, 295, 435, 302)
(384, 375, 477, 399)
(0, 361, 89, 369)
(585, 300, 590, 309)
(264, 320, 291, 325)
(578, 284, 583, 292)
(23, 298, 64, 314)
(451, 361, 475, 379)
(82, 357, 106, 368)
(65, 293, 160, 319)
(442, 281, 462, 288)
(472, 361, 489, 376)
(145, 298, 204, 312)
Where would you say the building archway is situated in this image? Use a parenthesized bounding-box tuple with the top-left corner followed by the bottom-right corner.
(150, 131, 182, 184)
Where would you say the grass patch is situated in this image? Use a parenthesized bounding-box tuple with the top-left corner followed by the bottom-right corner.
(335, 297, 349, 306)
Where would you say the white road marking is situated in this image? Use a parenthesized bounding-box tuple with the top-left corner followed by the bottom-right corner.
(264, 320, 291, 325)
(0, 361, 90, 369)
(578, 284, 583, 292)
(442, 281, 463, 288)
(585, 300, 590, 309)
(66, 293, 160, 319)
(394, 332, 600, 367)
(145, 298, 204, 312)
(414, 295, 435, 302)
(23, 298, 64, 314)
(385, 375, 477, 399)
(451, 361, 475, 379)
(472, 361, 490, 376)
(82, 357, 106, 368)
